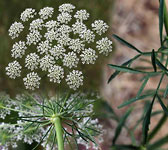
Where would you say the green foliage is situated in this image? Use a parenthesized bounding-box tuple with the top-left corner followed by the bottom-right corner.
(108, 1, 168, 149)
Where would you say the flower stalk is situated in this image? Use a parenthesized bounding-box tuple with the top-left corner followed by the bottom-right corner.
(54, 117, 64, 150)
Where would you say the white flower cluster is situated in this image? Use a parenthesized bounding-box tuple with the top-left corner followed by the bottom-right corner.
(6, 3, 112, 90)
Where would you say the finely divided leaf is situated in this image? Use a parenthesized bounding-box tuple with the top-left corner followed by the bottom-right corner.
(108, 54, 141, 83)
(159, 0, 164, 46)
(157, 94, 168, 116)
(118, 93, 154, 108)
(142, 95, 156, 145)
(112, 34, 142, 53)
(151, 49, 157, 72)
(136, 76, 149, 98)
(156, 59, 168, 72)
(164, 84, 168, 98)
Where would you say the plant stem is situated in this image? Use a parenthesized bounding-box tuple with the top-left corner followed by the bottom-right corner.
(54, 117, 64, 150)
(164, 1, 168, 36)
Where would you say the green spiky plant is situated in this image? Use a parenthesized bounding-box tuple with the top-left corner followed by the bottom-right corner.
(108, 0, 168, 150)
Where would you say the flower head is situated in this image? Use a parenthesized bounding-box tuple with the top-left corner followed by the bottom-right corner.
(49, 45, 66, 60)
(25, 53, 39, 71)
(39, 7, 54, 20)
(11, 41, 27, 58)
(37, 40, 51, 55)
(59, 3, 75, 13)
(20, 8, 36, 22)
(80, 48, 98, 64)
(74, 10, 90, 21)
(63, 52, 79, 68)
(23, 72, 41, 90)
(57, 12, 72, 24)
(6, 61, 22, 79)
(9, 22, 24, 39)
(7, 4, 113, 90)
(66, 70, 83, 90)
(92, 20, 109, 35)
(48, 65, 64, 83)
(96, 37, 113, 56)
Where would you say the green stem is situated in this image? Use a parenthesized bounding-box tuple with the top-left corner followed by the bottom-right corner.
(164, 1, 168, 36)
(54, 117, 64, 150)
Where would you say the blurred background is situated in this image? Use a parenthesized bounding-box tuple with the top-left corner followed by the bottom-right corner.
(1, 0, 168, 149)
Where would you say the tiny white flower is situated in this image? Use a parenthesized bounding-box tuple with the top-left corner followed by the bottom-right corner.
(74, 9, 89, 21)
(37, 40, 51, 54)
(66, 70, 84, 90)
(44, 29, 57, 42)
(91, 20, 109, 35)
(58, 24, 72, 35)
(26, 30, 42, 45)
(80, 48, 98, 64)
(40, 55, 55, 71)
(68, 39, 85, 53)
(59, 3, 75, 13)
(57, 12, 72, 24)
(49, 45, 66, 60)
(11, 41, 27, 58)
(20, 8, 36, 22)
(39, 7, 54, 20)
(25, 53, 39, 71)
(9, 22, 24, 39)
(57, 34, 71, 46)
(48, 65, 64, 83)
(29, 19, 44, 31)
(79, 29, 95, 43)
(96, 37, 113, 56)
(23, 72, 41, 90)
(44, 20, 60, 31)
(6, 61, 22, 79)
(72, 21, 87, 34)
(63, 52, 79, 68)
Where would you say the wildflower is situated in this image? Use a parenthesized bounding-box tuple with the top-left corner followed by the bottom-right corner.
(44, 29, 57, 42)
(59, 3, 75, 13)
(79, 29, 95, 43)
(26, 30, 42, 45)
(57, 12, 72, 24)
(25, 53, 39, 71)
(96, 37, 113, 55)
(7, 3, 113, 90)
(6, 61, 22, 79)
(23, 72, 41, 90)
(49, 45, 66, 60)
(68, 38, 85, 53)
(72, 21, 87, 34)
(11, 41, 27, 58)
(80, 48, 98, 64)
(29, 18, 44, 31)
(20, 8, 36, 22)
(63, 52, 79, 68)
(37, 40, 51, 55)
(44, 20, 60, 31)
(92, 20, 109, 35)
(39, 7, 54, 20)
(40, 55, 54, 71)
(8, 22, 24, 39)
(66, 70, 83, 90)
(58, 24, 72, 34)
(48, 65, 64, 83)
(74, 9, 90, 21)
